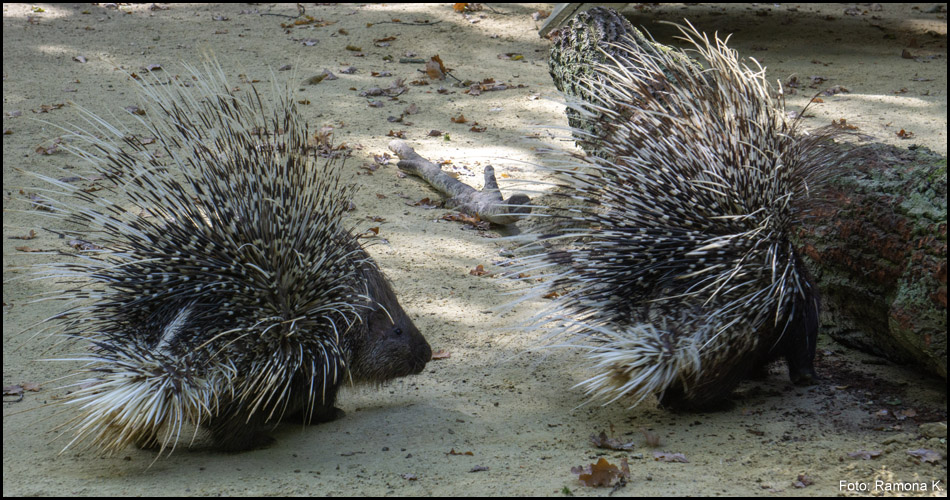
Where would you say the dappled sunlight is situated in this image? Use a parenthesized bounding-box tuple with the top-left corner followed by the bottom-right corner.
(788, 92, 947, 154)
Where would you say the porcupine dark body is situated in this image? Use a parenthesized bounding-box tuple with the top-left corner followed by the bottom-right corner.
(517, 12, 854, 409)
(30, 61, 430, 455)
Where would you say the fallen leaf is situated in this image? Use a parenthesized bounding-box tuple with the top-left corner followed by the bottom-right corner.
(792, 474, 814, 488)
(590, 430, 635, 451)
(897, 129, 915, 139)
(571, 457, 629, 488)
(469, 264, 490, 276)
(426, 55, 446, 80)
(906, 448, 941, 464)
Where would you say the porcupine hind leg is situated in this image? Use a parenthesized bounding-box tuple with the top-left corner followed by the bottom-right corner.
(750, 254, 821, 386)
(206, 373, 342, 452)
(776, 277, 820, 386)
(657, 356, 755, 411)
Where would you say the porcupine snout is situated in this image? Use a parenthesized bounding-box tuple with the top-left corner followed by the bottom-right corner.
(348, 265, 431, 382)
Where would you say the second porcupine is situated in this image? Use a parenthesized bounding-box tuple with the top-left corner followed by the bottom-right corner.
(25, 61, 431, 455)
(515, 17, 860, 409)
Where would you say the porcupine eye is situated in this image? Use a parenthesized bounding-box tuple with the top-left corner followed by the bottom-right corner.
(393, 327, 403, 336)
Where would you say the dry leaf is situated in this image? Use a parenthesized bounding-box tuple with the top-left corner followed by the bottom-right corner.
(426, 55, 446, 80)
(906, 448, 941, 464)
(590, 430, 635, 451)
(469, 264, 489, 276)
(792, 474, 814, 488)
(571, 457, 629, 488)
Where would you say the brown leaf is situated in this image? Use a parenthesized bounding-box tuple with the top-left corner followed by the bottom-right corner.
(451, 114, 467, 124)
(469, 264, 490, 276)
(35, 143, 60, 155)
(411, 197, 441, 209)
(431, 349, 451, 360)
(443, 213, 489, 230)
(531, 10, 550, 21)
(792, 474, 814, 488)
(34, 103, 66, 113)
(832, 118, 859, 130)
(590, 431, 635, 451)
(426, 55, 446, 80)
(571, 457, 629, 488)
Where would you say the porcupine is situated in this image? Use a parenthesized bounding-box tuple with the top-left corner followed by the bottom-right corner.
(23, 60, 431, 455)
(515, 15, 859, 409)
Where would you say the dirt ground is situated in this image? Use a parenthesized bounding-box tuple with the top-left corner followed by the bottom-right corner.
(3, 3, 946, 496)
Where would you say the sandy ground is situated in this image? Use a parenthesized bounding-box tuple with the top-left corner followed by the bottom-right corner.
(3, 3, 947, 496)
